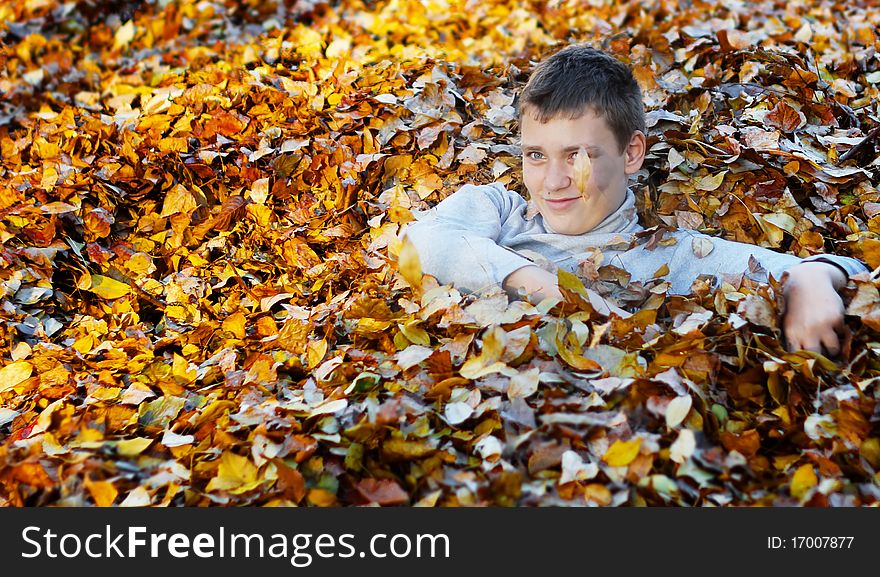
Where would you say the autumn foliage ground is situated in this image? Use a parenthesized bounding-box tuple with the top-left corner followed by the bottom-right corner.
(1, 0, 880, 507)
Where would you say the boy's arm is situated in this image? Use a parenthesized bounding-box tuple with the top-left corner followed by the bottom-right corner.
(662, 232, 867, 355)
(400, 184, 539, 293)
(403, 184, 629, 315)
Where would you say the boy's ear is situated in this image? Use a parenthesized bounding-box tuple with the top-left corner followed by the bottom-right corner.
(624, 131, 647, 175)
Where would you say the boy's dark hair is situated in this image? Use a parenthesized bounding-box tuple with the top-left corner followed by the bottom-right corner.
(518, 45, 646, 152)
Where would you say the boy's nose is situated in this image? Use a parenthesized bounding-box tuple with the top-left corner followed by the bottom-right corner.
(544, 166, 572, 191)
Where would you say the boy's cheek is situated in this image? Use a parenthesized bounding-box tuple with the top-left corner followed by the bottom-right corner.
(590, 161, 621, 191)
(521, 170, 541, 194)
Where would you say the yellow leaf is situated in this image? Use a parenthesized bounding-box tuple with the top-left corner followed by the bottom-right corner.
(85, 478, 119, 507)
(76, 269, 92, 290)
(573, 147, 592, 198)
(555, 334, 601, 372)
(399, 322, 431, 346)
(653, 263, 670, 278)
(754, 214, 785, 247)
(160, 184, 198, 218)
(89, 275, 131, 300)
(603, 438, 642, 467)
(307, 488, 338, 507)
(117, 437, 154, 457)
(172, 353, 197, 383)
(557, 269, 592, 307)
(860, 438, 880, 468)
(695, 171, 727, 191)
(124, 252, 154, 275)
(72, 334, 95, 355)
(382, 438, 437, 460)
(222, 312, 247, 339)
(307, 338, 328, 369)
(790, 463, 817, 499)
(857, 238, 880, 270)
(459, 326, 508, 379)
(206, 452, 261, 494)
(157, 137, 188, 153)
(0, 360, 34, 393)
(398, 236, 423, 294)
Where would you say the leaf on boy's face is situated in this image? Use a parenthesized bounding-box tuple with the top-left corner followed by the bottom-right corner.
(573, 146, 592, 198)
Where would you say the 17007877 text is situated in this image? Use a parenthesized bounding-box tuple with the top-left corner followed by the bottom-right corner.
(768, 537, 855, 549)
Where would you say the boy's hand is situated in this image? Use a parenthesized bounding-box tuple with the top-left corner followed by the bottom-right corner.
(782, 261, 848, 356)
(503, 266, 630, 317)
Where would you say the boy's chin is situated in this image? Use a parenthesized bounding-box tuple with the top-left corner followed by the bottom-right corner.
(544, 218, 592, 236)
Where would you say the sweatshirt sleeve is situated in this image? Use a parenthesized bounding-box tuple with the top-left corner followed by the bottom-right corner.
(655, 230, 868, 294)
(399, 183, 537, 294)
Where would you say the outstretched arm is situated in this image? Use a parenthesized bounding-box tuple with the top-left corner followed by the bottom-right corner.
(401, 184, 536, 294)
(650, 231, 866, 355)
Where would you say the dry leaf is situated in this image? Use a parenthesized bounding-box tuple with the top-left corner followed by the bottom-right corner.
(573, 146, 592, 199)
(669, 429, 696, 464)
(692, 236, 714, 258)
(790, 464, 817, 499)
(88, 275, 131, 300)
(603, 438, 642, 467)
(0, 361, 34, 393)
(665, 395, 693, 429)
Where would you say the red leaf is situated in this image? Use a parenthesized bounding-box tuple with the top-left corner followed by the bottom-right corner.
(765, 100, 805, 133)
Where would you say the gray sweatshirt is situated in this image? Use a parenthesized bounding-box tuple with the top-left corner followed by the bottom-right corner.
(401, 183, 868, 295)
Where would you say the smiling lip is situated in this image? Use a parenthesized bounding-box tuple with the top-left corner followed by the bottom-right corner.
(543, 197, 580, 209)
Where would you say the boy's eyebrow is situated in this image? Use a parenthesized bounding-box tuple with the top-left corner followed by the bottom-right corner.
(521, 144, 602, 153)
(562, 145, 602, 153)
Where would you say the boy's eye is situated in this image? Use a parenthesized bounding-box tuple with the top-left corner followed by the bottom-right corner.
(526, 151, 544, 160)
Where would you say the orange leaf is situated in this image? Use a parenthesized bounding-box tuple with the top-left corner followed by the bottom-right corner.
(274, 460, 306, 504)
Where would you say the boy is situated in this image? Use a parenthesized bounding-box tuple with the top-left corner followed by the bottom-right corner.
(402, 45, 868, 356)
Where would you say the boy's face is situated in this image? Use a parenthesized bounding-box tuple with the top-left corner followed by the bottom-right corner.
(520, 107, 645, 235)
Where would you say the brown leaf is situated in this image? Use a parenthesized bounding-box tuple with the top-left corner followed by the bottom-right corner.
(274, 460, 306, 504)
(765, 100, 806, 133)
(352, 478, 410, 506)
(719, 429, 761, 457)
(382, 438, 437, 461)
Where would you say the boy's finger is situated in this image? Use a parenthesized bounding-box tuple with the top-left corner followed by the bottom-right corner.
(820, 331, 841, 357)
(785, 336, 809, 353)
(794, 336, 822, 354)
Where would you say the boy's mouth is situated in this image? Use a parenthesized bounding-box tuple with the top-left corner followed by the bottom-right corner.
(543, 197, 580, 210)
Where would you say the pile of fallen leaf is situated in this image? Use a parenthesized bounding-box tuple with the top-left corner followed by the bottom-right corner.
(1, 0, 879, 506)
